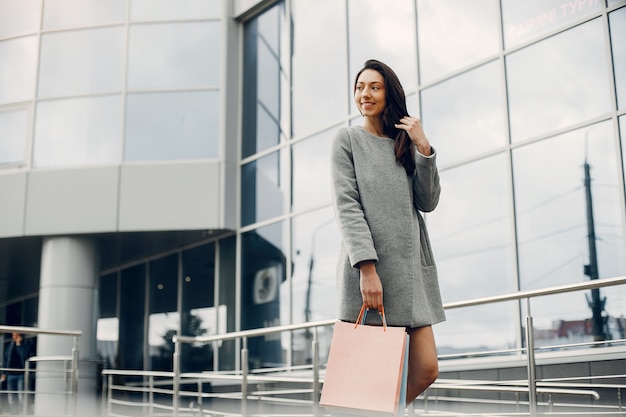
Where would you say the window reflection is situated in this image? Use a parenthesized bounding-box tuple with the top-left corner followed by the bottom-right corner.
(119, 265, 146, 372)
(348, 0, 417, 92)
(507, 19, 611, 142)
(149, 255, 178, 372)
(34, 95, 123, 167)
(291, 0, 347, 137)
(242, 4, 287, 158)
(610, 7, 626, 110)
(429, 154, 516, 303)
(218, 236, 236, 371)
(289, 208, 340, 365)
(436, 303, 519, 352)
(0, 0, 40, 38)
(241, 223, 287, 368)
(513, 121, 625, 293)
(39, 27, 125, 97)
(97, 272, 118, 369)
(181, 244, 215, 372)
(241, 149, 289, 226)
(131, 0, 222, 20)
(0, 36, 37, 105)
(43, 0, 126, 30)
(125, 91, 219, 161)
(525, 289, 626, 348)
(421, 62, 506, 166)
(128, 22, 220, 89)
(291, 129, 334, 212)
(501, 0, 602, 48)
(416, 0, 500, 83)
(0, 108, 28, 165)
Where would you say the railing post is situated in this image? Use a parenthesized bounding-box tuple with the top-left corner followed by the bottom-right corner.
(312, 326, 320, 416)
(71, 335, 79, 417)
(107, 374, 113, 417)
(149, 375, 154, 417)
(173, 337, 181, 417)
(242, 336, 248, 417)
(23, 360, 30, 415)
(526, 311, 538, 417)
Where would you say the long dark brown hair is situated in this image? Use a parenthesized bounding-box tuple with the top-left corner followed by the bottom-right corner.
(354, 59, 415, 174)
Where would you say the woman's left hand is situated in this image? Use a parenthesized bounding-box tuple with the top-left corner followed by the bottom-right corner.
(395, 116, 432, 156)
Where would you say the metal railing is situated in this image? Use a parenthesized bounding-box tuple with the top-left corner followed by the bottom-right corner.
(99, 275, 626, 416)
(0, 325, 82, 416)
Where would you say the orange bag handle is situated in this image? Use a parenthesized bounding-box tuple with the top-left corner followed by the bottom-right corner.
(355, 304, 388, 331)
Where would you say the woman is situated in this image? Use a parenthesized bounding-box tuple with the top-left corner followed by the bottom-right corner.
(330, 59, 445, 403)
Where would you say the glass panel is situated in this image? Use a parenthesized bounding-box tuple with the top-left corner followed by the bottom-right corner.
(290, 208, 340, 365)
(514, 121, 625, 293)
(0, 108, 28, 165)
(0, 0, 41, 38)
(242, 3, 287, 158)
(43, 0, 126, 29)
(610, 7, 626, 110)
(291, 128, 334, 211)
(119, 264, 145, 371)
(181, 244, 215, 372)
(34, 95, 123, 167)
(507, 19, 611, 142)
(38, 27, 125, 97)
(436, 302, 519, 352)
(429, 154, 516, 302)
(421, 62, 506, 167)
(417, 0, 500, 83)
(149, 254, 179, 372)
(97, 272, 118, 369)
(218, 236, 236, 371)
(291, 0, 347, 137)
(0, 36, 38, 105)
(241, 223, 287, 368)
(241, 149, 289, 226)
(125, 91, 219, 161)
(128, 22, 220, 89)
(348, 0, 417, 93)
(526, 289, 626, 348)
(131, 0, 222, 20)
(502, 0, 602, 48)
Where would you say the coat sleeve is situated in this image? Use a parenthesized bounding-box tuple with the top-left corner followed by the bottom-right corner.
(412, 146, 441, 213)
(330, 128, 378, 268)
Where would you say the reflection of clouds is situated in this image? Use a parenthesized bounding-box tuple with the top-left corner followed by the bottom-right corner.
(507, 19, 611, 142)
(292, 129, 334, 211)
(0, 0, 40, 38)
(43, 0, 126, 29)
(611, 9, 626, 107)
(417, 0, 500, 83)
(348, 0, 417, 91)
(0, 108, 28, 163)
(38, 27, 125, 97)
(514, 121, 624, 290)
(0, 36, 38, 104)
(429, 154, 515, 301)
(282, 207, 340, 326)
(422, 61, 506, 167)
(128, 22, 220, 89)
(291, 0, 348, 137)
(34, 96, 123, 166)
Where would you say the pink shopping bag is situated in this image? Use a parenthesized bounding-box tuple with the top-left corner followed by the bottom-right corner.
(320, 305, 408, 417)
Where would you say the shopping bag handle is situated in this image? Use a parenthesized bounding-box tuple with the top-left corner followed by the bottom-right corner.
(355, 304, 388, 331)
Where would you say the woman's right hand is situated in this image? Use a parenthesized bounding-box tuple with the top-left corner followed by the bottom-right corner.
(358, 261, 383, 310)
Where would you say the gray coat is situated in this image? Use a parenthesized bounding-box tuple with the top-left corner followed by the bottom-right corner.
(331, 126, 445, 328)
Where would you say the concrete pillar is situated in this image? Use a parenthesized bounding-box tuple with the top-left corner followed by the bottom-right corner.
(35, 236, 99, 416)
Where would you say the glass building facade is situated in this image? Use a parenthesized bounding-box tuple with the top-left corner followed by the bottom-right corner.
(1, 0, 625, 390)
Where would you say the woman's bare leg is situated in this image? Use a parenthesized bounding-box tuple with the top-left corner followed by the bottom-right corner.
(406, 325, 439, 404)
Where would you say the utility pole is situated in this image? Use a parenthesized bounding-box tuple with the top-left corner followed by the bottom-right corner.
(583, 160, 606, 341)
